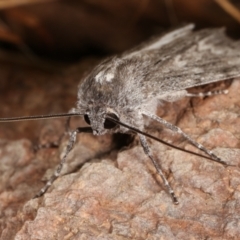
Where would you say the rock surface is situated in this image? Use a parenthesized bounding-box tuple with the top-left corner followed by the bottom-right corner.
(0, 59, 240, 239)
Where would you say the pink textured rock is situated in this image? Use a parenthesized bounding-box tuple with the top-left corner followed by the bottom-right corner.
(1, 79, 240, 239)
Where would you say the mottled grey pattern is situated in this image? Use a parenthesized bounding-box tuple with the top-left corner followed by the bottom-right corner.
(76, 24, 240, 134)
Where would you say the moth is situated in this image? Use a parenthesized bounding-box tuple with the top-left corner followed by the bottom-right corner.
(1, 24, 240, 204)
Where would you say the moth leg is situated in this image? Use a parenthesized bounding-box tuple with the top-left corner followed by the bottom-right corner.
(186, 89, 228, 97)
(141, 111, 227, 165)
(33, 127, 92, 198)
(139, 134, 179, 204)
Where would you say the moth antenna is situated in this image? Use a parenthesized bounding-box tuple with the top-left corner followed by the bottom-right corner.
(0, 113, 83, 122)
(141, 111, 228, 165)
(106, 116, 228, 164)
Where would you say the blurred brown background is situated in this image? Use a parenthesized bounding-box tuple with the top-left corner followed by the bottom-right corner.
(0, 0, 239, 59)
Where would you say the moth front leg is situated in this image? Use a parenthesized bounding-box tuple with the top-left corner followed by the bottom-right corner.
(33, 127, 92, 198)
(138, 134, 179, 204)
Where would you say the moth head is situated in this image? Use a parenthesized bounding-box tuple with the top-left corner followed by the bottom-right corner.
(84, 107, 119, 135)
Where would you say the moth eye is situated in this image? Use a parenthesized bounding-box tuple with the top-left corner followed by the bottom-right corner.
(84, 114, 90, 125)
(104, 113, 119, 129)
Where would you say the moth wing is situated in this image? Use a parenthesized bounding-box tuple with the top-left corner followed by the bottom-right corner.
(146, 27, 240, 94)
(122, 24, 195, 59)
